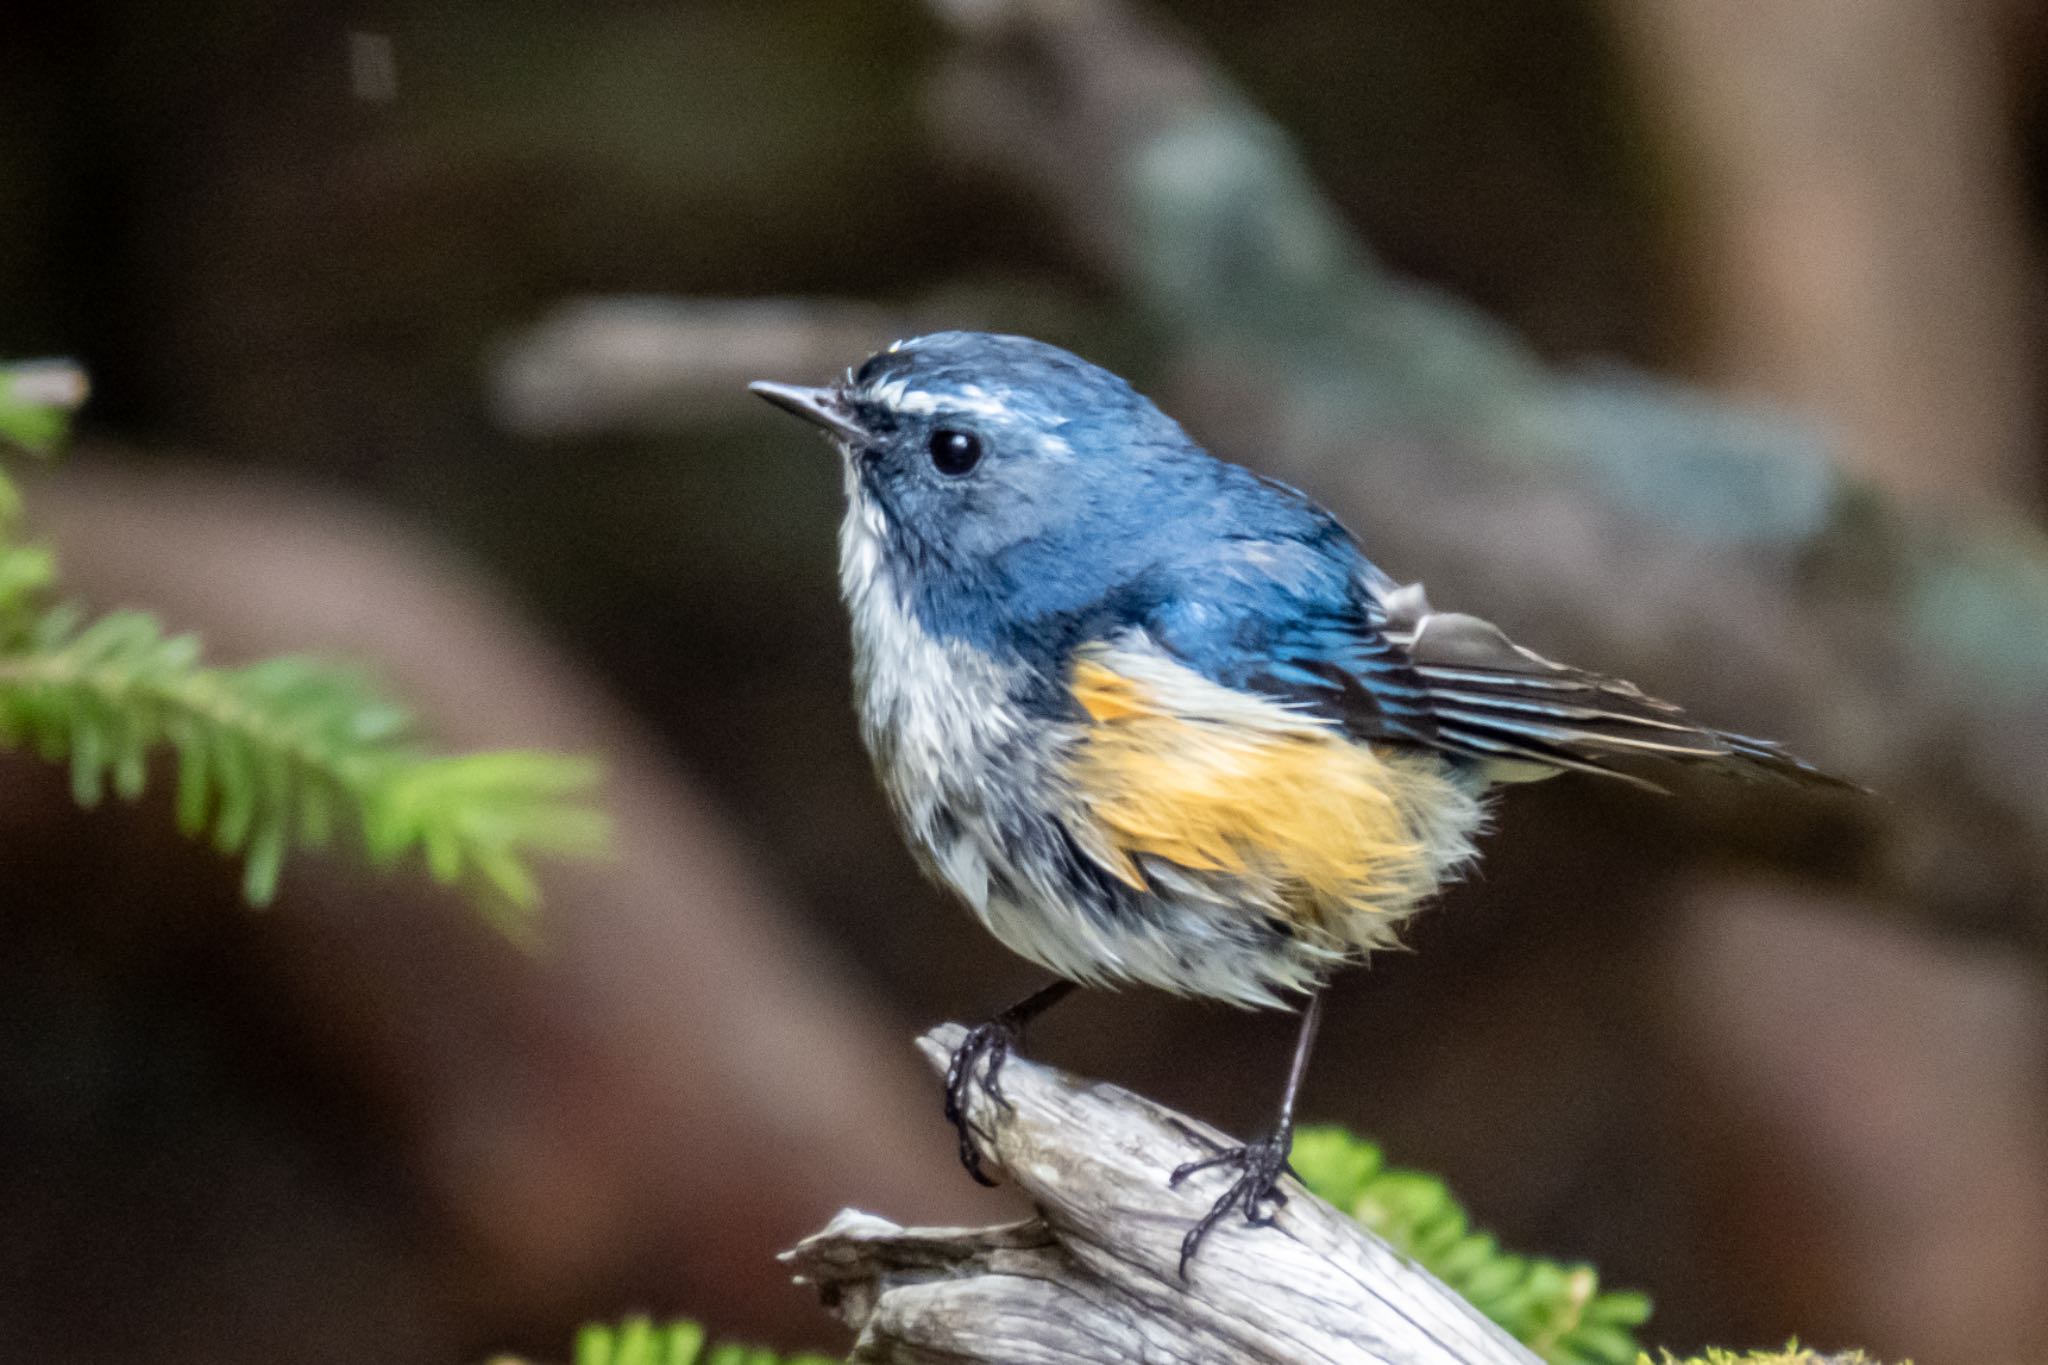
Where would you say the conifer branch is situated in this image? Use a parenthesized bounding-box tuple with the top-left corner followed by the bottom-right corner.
(549, 1316, 838, 1365)
(0, 360, 605, 924)
(1289, 1128, 1649, 1365)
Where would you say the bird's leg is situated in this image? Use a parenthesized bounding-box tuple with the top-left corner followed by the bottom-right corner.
(1169, 989, 1326, 1277)
(944, 978, 1078, 1186)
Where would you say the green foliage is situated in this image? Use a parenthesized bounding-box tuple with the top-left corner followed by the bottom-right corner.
(0, 359, 85, 456)
(574, 1317, 839, 1365)
(1292, 1125, 1653, 1365)
(1642, 1346, 1881, 1365)
(0, 360, 605, 923)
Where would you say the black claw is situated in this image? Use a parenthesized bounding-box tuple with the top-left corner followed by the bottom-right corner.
(943, 1019, 1019, 1187)
(942, 981, 1078, 1189)
(1170, 1129, 1297, 1278)
(1168, 1149, 1233, 1186)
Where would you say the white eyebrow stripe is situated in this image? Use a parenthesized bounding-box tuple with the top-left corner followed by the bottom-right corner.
(866, 376, 1016, 421)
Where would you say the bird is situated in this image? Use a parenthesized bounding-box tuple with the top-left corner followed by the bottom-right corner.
(749, 331, 1849, 1275)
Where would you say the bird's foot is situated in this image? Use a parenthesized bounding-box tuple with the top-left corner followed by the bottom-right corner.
(1167, 1124, 1298, 1277)
(941, 981, 1078, 1187)
(943, 1017, 1022, 1187)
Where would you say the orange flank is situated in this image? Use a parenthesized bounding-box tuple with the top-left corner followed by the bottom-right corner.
(1066, 654, 1479, 942)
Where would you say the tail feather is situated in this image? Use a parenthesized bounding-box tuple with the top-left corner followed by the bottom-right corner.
(1377, 583, 1853, 790)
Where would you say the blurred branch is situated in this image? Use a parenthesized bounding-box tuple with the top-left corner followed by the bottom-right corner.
(915, 0, 2048, 929)
(1606, 0, 2039, 509)
(489, 0, 2048, 933)
(491, 298, 901, 437)
(785, 1024, 1539, 1365)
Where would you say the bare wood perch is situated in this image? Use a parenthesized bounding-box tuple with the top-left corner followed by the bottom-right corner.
(785, 1025, 1537, 1365)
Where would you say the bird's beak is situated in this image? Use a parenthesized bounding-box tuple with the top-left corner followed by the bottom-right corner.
(748, 381, 867, 446)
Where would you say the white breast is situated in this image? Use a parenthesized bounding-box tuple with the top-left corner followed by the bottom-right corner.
(839, 485, 1037, 922)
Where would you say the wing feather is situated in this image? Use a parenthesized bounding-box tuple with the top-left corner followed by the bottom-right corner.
(1379, 584, 1852, 789)
(1135, 530, 1850, 791)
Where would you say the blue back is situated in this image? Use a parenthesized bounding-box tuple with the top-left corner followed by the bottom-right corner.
(844, 333, 1386, 702)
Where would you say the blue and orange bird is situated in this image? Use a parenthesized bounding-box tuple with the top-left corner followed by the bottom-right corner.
(751, 333, 1847, 1273)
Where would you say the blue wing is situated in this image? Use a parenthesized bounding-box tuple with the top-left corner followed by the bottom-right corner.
(1131, 486, 1847, 790)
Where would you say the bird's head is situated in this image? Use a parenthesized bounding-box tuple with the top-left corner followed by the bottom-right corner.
(751, 332, 1215, 634)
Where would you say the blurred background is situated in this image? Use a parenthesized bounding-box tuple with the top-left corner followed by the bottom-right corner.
(4, 1, 2048, 1362)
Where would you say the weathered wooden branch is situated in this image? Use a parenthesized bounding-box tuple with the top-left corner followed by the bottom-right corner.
(784, 1024, 1537, 1365)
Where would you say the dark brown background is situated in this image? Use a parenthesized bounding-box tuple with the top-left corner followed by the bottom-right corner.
(2, 2, 2046, 1362)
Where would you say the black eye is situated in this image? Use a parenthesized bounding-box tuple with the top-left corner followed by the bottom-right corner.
(927, 427, 983, 476)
